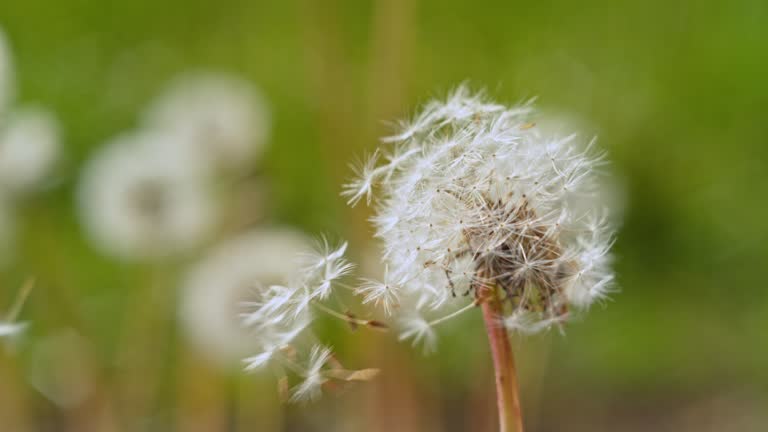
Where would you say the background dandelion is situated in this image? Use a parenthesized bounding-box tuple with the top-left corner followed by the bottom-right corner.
(143, 73, 271, 172)
(0, 107, 60, 192)
(78, 131, 215, 260)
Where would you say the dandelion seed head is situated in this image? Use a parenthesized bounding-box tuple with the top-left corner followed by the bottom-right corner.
(143, 73, 270, 170)
(346, 85, 618, 335)
(0, 107, 60, 192)
(78, 130, 215, 260)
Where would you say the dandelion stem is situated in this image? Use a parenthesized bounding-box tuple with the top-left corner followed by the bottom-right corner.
(479, 283, 523, 432)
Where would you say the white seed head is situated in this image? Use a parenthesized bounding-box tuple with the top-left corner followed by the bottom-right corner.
(181, 228, 313, 368)
(78, 130, 215, 260)
(346, 86, 618, 336)
(143, 72, 271, 170)
(0, 106, 60, 192)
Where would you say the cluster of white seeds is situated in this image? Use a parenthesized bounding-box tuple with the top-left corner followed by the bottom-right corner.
(240, 239, 381, 402)
(344, 86, 617, 348)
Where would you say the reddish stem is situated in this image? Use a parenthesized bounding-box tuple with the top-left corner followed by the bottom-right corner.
(480, 286, 524, 432)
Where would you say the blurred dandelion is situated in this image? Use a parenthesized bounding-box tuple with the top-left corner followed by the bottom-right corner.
(143, 73, 271, 171)
(343, 85, 619, 431)
(0, 27, 61, 267)
(0, 107, 60, 192)
(0, 27, 60, 194)
(78, 130, 215, 260)
(180, 228, 313, 368)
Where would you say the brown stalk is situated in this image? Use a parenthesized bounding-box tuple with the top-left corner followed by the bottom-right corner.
(479, 283, 524, 432)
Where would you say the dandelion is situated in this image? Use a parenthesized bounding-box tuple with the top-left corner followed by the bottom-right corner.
(78, 130, 215, 260)
(344, 85, 618, 431)
(0, 29, 60, 193)
(0, 107, 60, 192)
(180, 228, 313, 368)
(143, 73, 271, 171)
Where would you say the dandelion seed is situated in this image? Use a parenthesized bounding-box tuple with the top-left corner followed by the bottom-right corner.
(243, 349, 279, 372)
(398, 315, 437, 353)
(300, 238, 355, 300)
(342, 150, 388, 206)
(357, 266, 401, 315)
(290, 345, 332, 402)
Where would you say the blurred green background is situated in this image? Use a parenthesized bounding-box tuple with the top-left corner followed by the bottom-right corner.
(1, 0, 767, 431)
